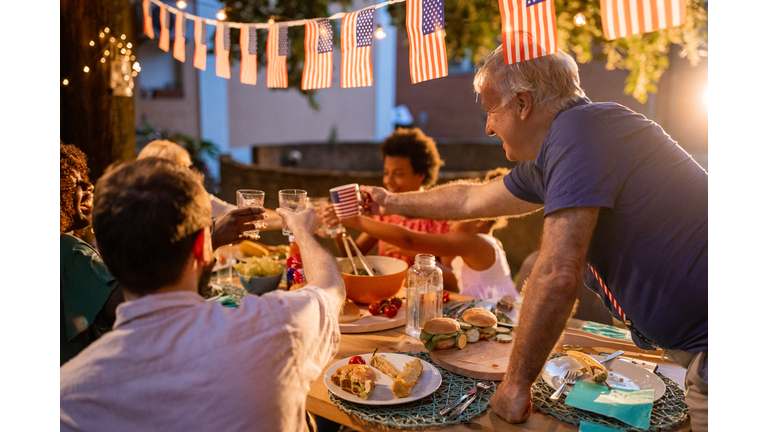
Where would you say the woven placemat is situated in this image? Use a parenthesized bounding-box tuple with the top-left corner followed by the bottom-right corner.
(327, 351, 495, 428)
(533, 372, 688, 431)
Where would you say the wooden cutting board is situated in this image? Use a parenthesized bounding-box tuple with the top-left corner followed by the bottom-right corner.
(339, 301, 406, 334)
(429, 336, 516, 381)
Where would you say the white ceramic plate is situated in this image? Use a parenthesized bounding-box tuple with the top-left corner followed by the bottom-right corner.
(542, 355, 666, 401)
(323, 353, 442, 405)
(474, 298, 517, 327)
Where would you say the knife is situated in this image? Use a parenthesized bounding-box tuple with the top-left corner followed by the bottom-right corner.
(443, 300, 471, 317)
(598, 350, 624, 364)
(450, 300, 480, 319)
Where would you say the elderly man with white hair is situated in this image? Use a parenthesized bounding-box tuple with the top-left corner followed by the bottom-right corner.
(362, 45, 708, 431)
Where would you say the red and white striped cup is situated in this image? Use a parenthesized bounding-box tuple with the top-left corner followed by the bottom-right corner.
(330, 184, 361, 219)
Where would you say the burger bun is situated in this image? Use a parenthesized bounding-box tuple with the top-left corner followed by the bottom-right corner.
(433, 338, 457, 350)
(422, 318, 460, 335)
(460, 308, 497, 327)
(339, 298, 361, 323)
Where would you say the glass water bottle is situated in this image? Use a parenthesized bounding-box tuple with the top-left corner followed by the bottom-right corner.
(405, 254, 444, 338)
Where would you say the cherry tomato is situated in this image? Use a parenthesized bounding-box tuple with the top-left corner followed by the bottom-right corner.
(349, 355, 366, 365)
(368, 302, 382, 315)
(390, 297, 403, 309)
(442, 292, 450, 303)
(384, 304, 398, 319)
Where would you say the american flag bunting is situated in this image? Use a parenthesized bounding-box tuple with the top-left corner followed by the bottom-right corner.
(173, 12, 185, 62)
(216, 23, 231, 79)
(406, 0, 448, 84)
(341, 8, 374, 88)
(240, 25, 258, 85)
(600, 0, 687, 41)
(302, 19, 334, 90)
(142, 0, 154, 39)
(194, 18, 207, 71)
(159, 5, 170, 52)
(267, 24, 289, 88)
(498, 0, 557, 65)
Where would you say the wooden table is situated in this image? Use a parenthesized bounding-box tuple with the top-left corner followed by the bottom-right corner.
(304, 291, 691, 432)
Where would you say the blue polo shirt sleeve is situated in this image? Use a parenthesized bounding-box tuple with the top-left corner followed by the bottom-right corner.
(504, 108, 626, 216)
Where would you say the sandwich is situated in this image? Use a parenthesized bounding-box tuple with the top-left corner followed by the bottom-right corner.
(330, 364, 377, 400)
(419, 318, 462, 351)
(460, 308, 498, 341)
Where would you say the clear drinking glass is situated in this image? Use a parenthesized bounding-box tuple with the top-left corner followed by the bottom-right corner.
(236, 189, 265, 240)
(307, 196, 331, 235)
(278, 189, 307, 236)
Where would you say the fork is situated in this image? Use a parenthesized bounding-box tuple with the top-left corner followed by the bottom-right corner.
(448, 381, 492, 420)
(550, 370, 579, 400)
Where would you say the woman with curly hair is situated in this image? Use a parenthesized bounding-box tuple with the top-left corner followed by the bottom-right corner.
(60, 141, 123, 366)
(325, 128, 451, 267)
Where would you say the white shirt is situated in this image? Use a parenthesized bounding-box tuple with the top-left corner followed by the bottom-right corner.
(450, 233, 519, 299)
(60, 287, 339, 432)
(210, 194, 237, 218)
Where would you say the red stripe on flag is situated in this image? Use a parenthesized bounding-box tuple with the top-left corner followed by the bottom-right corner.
(601, 0, 686, 40)
(240, 26, 258, 85)
(215, 23, 230, 79)
(173, 12, 185, 62)
(159, 6, 170, 52)
(194, 19, 206, 71)
(143, 0, 154, 39)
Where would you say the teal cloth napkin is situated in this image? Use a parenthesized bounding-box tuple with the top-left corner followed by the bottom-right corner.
(579, 420, 623, 432)
(581, 321, 633, 341)
(214, 295, 239, 307)
(565, 381, 654, 430)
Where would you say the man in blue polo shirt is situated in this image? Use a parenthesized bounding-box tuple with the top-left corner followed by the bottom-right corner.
(361, 45, 707, 431)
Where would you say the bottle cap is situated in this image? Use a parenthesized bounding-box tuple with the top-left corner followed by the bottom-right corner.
(289, 235, 295, 242)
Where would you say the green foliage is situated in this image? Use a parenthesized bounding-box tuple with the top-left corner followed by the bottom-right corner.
(222, 0, 706, 104)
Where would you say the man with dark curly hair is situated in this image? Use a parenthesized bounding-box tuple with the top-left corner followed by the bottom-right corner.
(60, 141, 123, 366)
(325, 127, 451, 267)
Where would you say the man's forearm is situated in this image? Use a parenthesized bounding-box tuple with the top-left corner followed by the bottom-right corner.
(292, 230, 346, 308)
(506, 273, 579, 386)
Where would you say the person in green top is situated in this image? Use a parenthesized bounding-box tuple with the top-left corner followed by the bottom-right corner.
(60, 142, 123, 366)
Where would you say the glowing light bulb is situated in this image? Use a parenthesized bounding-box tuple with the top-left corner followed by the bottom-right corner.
(84, 66, 90, 73)
(121, 48, 126, 54)
(100, 58, 106, 63)
(89, 40, 95, 46)
(124, 75, 130, 81)
(375, 25, 386, 39)
(104, 27, 110, 34)
(127, 42, 132, 49)
(99, 32, 105, 38)
(216, 9, 227, 20)
(133, 62, 141, 72)
(132, 71, 138, 77)
(574, 12, 587, 27)
(63, 79, 69, 85)
(126, 49, 132, 56)
(104, 50, 110, 56)
(177, 1, 187, 9)
(110, 37, 116, 43)
(130, 55, 136, 61)
(120, 34, 126, 40)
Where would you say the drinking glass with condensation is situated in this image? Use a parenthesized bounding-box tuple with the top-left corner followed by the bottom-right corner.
(236, 190, 265, 240)
(278, 189, 307, 236)
(329, 184, 361, 221)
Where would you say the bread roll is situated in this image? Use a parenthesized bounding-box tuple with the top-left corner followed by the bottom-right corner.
(461, 308, 497, 327)
(339, 298, 361, 323)
(422, 318, 460, 335)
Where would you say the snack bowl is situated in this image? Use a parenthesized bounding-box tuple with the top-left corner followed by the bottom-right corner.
(337, 256, 408, 304)
(237, 272, 283, 295)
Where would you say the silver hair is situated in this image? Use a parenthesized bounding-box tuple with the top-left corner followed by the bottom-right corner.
(473, 45, 585, 113)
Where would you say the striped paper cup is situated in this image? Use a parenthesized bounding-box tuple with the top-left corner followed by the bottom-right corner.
(330, 184, 361, 219)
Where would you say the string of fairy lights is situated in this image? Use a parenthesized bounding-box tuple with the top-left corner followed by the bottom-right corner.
(62, 26, 141, 97)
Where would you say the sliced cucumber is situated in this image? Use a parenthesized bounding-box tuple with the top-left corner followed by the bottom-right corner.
(496, 327, 511, 335)
(459, 322, 472, 331)
(496, 334, 513, 343)
(465, 328, 480, 343)
(456, 333, 468, 349)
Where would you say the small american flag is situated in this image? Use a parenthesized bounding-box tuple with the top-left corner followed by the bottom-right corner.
(406, 0, 448, 84)
(194, 18, 207, 71)
(173, 11, 185, 62)
(159, 5, 170, 52)
(330, 185, 360, 219)
(341, 8, 374, 88)
(142, 0, 154, 39)
(240, 25, 258, 85)
(216, 23, 231, 79)
(302, 19, 334, 90)
(498, 0, 557, 65)
(267, 24, 289, 88)
(601, 0, 686, 40)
